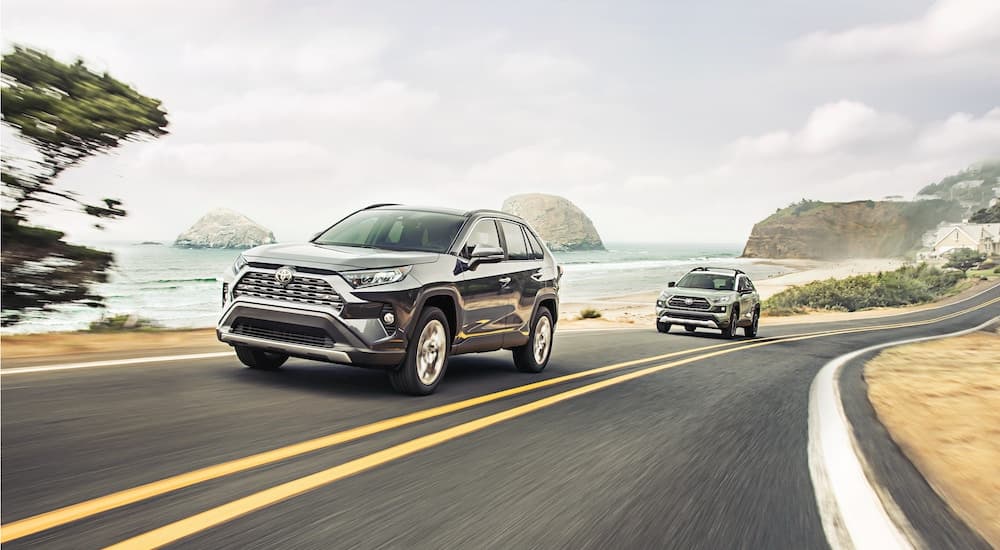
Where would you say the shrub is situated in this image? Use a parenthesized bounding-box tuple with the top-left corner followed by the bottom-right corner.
(578, 308, 602, 319)
(994, 266, 1000, 274)
(89, 313, 161, 332)
(763, 264, 965, 314)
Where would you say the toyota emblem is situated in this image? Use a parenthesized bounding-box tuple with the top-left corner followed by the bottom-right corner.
(275, 266, 295, 286)
(684, 298, 694, 306)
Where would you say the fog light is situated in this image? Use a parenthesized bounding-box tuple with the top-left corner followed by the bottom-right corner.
(382, 312, 395, 325)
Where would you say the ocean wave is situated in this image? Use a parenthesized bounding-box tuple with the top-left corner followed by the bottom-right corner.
(150, 277, 220, 283)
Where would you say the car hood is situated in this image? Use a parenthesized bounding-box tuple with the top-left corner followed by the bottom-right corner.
(663, 287, 735, 299)
(243, 242, 442, 271)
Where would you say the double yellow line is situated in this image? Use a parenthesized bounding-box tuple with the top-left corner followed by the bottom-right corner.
(3, 291, 998, 546)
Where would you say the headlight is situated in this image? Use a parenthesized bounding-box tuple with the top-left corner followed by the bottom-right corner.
(711, 296, 731, 305)
(656, 292, 671, 307)
(232, 254, 248, 273)
(342, 266, 412, 288)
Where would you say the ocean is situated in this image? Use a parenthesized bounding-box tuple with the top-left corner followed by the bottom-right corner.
(3, 242, 793, 334)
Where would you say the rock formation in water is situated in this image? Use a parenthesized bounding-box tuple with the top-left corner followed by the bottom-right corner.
(502, 193, 605, 251)
(175, 208, 276, 249)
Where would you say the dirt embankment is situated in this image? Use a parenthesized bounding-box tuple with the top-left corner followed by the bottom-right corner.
(865, 329, 1000, 546)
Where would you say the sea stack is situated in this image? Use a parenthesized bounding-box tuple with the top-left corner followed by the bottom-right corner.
(502, 193, 605, 251)
(175, 208, 276, 249)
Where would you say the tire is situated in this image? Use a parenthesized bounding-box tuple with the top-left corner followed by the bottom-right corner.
(389, 306, 450, 395)
(235, 346, 288, 370)
(656, 320, 671, 333)
(513, 307, 554, 373)
(744, 306, 760, 338)
(685, 325, 697, 333)
(724, 307, 740, 339)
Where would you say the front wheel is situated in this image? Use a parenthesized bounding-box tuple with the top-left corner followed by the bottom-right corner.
(685, 325, 697, 333)
(235, 346, 288, 370)
(724, 308, 740, 339)
(513, 307, 554, 373)
(656, 320, 671, 333)
(744, 307, 760, 337)
(389, 306, 450, 395)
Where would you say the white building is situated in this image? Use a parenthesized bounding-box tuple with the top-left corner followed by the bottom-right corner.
(923, 223, 1000, 258)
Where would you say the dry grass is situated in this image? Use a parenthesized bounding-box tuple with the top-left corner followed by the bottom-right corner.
(1, 328, 223, 360)
(865, 329, 1000, 546)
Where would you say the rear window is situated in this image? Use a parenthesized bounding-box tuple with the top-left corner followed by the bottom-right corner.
(314, 209, 465, 253)
(500, 221, 531, 260)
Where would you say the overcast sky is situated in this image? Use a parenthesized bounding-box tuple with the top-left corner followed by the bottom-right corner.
(2, 0, 999, 245)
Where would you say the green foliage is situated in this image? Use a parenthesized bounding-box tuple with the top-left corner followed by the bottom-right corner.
(1, 210, 114, 325)
(88, 313, 161, 332)
(969, 203, 1000, 223)
(578, 308, 602, 319)
(944, 248, 987, 272)
(763, 264, 965, 314)
(2, 46, 168, 216)
(995, 266, 1000, 274)
(1, 45, 168, 324)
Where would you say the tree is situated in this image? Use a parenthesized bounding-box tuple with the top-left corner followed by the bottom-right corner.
(969, 203, 1000, 223)
(944, 248, 986, 273)
(1, 46, 168, 325)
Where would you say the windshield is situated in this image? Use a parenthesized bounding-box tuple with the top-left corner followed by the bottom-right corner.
(313, 209, 466, 253)
(676, 272, 735, 291)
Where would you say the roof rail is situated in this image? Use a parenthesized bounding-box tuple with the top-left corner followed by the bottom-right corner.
(363, 203, 400, 210)
(464, 208, 516, 218)
(690, 266, 746, 275)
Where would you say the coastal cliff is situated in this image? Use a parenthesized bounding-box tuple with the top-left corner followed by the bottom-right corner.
(502, 193, 605, 251)
(742, 199, 961, 259)
(175, 208, 276, 249)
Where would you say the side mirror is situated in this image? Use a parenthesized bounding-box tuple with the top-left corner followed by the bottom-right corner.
(667, 281, 676, 288)
(469, 245, 504, 268)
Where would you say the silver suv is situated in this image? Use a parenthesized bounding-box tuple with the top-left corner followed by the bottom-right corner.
(654, 267, 760, 338)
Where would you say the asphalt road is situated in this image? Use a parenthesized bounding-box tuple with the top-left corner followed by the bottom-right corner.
(3, 285, 998, 549)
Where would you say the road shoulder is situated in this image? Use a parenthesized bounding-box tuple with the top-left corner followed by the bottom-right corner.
(863, 328, 1000, 548)
(836, 327, 996, 549)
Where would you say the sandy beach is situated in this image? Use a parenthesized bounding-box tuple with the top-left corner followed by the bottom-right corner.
(558, 257, 907, 329)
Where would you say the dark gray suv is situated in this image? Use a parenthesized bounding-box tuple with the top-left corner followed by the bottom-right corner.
(218, 204, 561, 395)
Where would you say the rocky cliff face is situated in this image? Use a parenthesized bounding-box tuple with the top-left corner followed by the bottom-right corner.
(741, 199, 962, 259)
(502, 194, 605, 251)
(175, 208, 276, 249)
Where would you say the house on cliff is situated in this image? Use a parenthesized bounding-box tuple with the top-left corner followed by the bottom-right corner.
(922, 223, 1000, 258)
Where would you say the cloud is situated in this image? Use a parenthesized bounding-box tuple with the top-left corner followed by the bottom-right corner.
(729, 101, 911, 158)
(496, 52, 589, 87)
(916, 107, 1000, 155)
(467, 143, 613, 190)
(791, 0, 1000, 60)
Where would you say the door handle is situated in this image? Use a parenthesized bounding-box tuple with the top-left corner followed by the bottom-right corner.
(498, 276, 512, 287)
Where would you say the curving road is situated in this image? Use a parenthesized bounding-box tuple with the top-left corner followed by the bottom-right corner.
(2, 284, 998, 549)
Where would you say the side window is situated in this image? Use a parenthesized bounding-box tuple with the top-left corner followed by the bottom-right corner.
(463, 219, 501, 257)
(500, 221, 530, 260)
(524, 228, 544, 259)
(746, 279, 755, 292)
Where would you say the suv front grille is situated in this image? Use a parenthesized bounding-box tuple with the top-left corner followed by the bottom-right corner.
(233, 271, 343, 309)
(667, 296, 711, 310)
(232, 319, 334, 348)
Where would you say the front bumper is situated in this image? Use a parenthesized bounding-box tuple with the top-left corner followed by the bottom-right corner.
(655, 306, 731, 329)
(217, 301, 406, 368)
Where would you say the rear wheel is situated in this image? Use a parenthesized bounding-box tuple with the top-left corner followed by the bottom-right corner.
(389, 306, 450, 395)
(235, 346, 288, 370)
(724, 307, 740, 339)
(744, 306, 760, 337)
(513, 307, 554, 373)
(656, 320, 671, 333)
(685, 325, 697, 333)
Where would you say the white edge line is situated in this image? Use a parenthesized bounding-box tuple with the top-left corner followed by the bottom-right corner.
(808, 314, 1000, 550)
(0, 352, 235, 376)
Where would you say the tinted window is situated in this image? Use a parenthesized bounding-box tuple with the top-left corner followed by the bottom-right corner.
(676, 272, 735, 291)
(500, 221, 531, 260)
(314, 209, 465, 253)
(463, 219, 501, 257)
(524, 229, 544, 259)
